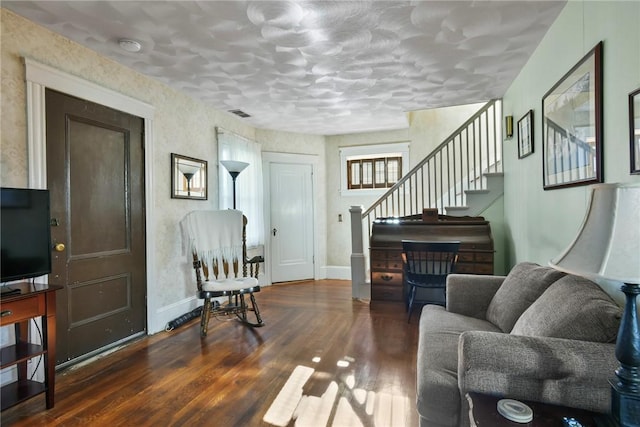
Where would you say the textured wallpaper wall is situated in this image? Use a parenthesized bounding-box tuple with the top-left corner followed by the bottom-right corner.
(0, 8, 328, 332)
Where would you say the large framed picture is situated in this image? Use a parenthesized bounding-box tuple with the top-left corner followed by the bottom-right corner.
(517, 110, 534, 159)
(630, 88, 640, 174)
(542, 42, 603, 190)
(171, 153, 208, 200)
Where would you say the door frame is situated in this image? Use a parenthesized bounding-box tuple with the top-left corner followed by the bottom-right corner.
(262, 152, 319, 284)
(24, 59, 161, 333)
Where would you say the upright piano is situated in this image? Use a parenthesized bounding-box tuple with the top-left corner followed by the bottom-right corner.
(370, 214, 494, 302)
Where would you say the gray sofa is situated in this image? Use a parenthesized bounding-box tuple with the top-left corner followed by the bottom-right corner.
(416, 262, 623, 427)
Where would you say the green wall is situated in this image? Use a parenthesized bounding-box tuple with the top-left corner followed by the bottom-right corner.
(502, 0, 640, 300)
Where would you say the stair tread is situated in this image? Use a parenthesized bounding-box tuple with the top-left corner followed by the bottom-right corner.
(465, 189, 490, 194)
(483, 172, 504, 177)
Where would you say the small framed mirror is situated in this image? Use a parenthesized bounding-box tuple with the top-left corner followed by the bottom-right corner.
(171, 153, 207, 200)
(630, 88, 640, 174)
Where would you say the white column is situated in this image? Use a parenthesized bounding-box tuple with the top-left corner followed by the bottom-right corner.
(349, 205, 367, 299)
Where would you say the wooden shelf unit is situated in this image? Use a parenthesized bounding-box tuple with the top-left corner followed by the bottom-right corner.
(0, 282, 61, 411)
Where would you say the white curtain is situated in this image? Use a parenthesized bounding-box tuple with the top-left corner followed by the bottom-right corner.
(217, 128, 264, 247)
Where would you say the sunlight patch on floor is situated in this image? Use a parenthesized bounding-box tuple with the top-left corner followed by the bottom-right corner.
(373, 392, 408, 426)
(294, 381, 338, 426)
(262, 365, 315, 426)
(263, 358, 409, 427)
(333, 396, 364, 427)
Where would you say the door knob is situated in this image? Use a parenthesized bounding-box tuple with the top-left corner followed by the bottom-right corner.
(54, 243, 65, 252)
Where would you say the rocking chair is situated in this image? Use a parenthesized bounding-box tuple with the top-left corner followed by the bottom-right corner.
(181, 210, 264, 337)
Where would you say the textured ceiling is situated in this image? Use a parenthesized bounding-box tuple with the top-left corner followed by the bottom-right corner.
(4, 1, 566, 135)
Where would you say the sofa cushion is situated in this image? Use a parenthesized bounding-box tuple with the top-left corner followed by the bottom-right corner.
(417, 305, 501, 426)
(511, 275, 622, 342)
(486, 262, 565, 333)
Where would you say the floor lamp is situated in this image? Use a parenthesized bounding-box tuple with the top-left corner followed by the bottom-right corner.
(220, 160, 249, 209)
(549, 183, 640, 426)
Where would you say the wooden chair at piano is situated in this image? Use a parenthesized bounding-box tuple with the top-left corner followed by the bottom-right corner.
(181, 209, 264, 337)
(402, 240, 460, 322)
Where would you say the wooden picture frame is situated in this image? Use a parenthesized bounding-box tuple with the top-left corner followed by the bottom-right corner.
(630, 88, 640, 174)
(517, 110, 534, 159)
(171, 153, 208, 200)
(542, 41, 603, 190)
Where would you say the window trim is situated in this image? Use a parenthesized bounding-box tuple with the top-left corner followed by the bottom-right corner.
(339, 142, 410, 196)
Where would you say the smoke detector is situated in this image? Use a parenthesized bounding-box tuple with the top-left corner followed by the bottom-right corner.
(118, 38, 142, 53)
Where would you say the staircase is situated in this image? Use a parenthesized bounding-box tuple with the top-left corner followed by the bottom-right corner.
(349, 100, 504, 298)
(444, 171, 504, 217)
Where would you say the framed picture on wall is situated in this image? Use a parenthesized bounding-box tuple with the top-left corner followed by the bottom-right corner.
(542, 41, 603, 190)
(630, 87, 640, 174)
(517, 110, 534, 159)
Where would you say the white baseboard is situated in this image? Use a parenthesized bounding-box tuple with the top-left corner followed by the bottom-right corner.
(323, 266, 351, 280)
(149, 274, 275, 334)
(150, 296, 201, 334)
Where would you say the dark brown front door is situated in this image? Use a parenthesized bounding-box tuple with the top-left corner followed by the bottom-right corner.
(46, 89, 146, 366)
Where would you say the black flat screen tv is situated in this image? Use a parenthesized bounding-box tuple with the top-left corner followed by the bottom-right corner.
(1, 187, 52, 283)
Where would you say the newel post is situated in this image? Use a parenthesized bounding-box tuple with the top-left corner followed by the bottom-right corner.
(349, 205, 367, 299)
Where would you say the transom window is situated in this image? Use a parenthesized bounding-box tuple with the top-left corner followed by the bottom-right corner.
(339, 142, 410, 196)
(347, 156, 402, 189)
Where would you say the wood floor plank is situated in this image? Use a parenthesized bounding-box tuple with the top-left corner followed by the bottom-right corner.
(2, 280, 419, 426)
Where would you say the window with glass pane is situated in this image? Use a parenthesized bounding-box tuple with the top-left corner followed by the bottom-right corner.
(347, 155, 402, 190)
(350, 161, 361, 186)
(387, 158, 400, 184)
(374, 160, 386, 187)
(362, 160, 373, 187)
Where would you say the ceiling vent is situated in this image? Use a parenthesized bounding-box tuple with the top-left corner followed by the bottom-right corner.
(228, 109, 251, 118)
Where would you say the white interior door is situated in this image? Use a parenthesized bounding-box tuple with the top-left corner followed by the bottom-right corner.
(269, 162, 314, 282)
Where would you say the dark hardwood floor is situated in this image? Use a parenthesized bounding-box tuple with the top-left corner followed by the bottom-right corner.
(2, 280, 419, 426)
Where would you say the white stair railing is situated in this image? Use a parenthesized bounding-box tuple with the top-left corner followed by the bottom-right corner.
(351, 100, 502, 298)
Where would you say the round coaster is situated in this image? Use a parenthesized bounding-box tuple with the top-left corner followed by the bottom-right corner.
(497, 399, 534, 423)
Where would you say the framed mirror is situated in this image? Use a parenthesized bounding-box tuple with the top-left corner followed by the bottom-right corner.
(171, 153, 207, 200)
(630, 88, 640, 174)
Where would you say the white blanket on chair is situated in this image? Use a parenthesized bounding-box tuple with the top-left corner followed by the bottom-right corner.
(180, 210, 243, 276)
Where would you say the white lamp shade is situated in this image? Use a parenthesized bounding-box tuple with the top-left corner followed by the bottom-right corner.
(220, 160, 249, 174)
(550, 183, 640, 284)
(177, 163, 201, 177)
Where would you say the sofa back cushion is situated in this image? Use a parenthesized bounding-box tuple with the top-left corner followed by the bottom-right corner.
(511, 275, 622, 342)
(486, 262, 566, 332)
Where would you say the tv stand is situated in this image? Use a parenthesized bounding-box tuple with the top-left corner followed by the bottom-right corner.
(1, 287, 21, 297)
(0, 282, 61, 411)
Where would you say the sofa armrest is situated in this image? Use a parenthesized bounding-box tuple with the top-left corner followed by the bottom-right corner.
(458, 330, 617, 413)
(446, 274, 505, 319)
